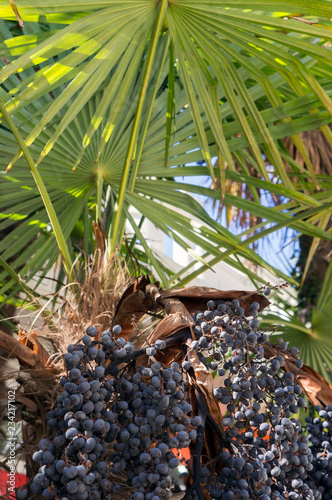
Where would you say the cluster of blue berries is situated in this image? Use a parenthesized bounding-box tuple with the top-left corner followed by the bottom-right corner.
(188, 298, 320, 500)
(305, 406, 332, 499)
(29, 325, 198, 499)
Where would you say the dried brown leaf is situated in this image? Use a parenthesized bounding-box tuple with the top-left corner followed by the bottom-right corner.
(19, 331, 59, 373)
(160, 287, 270, 315)
(285, 361, 332, 407)
(189, 351, 223, 429)
(147, 314, 193, 344)
(112, 290, 159, 338)
(9, 0, 24, 27)
(111, 277, 162, 338)
(15, 394, 38, 414)
(0, 329, 36, 366)
(92, 221, 106, 256)
(264, 342, 332, 406)
(113, 275, 152, 315)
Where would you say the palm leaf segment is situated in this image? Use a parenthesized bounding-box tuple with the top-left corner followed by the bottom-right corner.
(261, 258, 332, 380)
(0, 0, 332, 296)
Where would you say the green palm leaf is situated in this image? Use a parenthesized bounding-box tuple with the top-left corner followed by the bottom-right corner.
(261, 262, 332, 379)
(1, 0, 332, 309)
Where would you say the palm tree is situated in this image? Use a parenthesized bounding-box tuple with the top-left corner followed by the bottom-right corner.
(0, 0, 332, 374)
(1, 4, 332, 483)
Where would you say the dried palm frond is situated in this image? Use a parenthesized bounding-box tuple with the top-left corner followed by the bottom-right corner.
(283, 126, 332, 176)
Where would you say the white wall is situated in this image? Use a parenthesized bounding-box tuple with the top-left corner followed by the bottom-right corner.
(127, 206, 285, 291)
